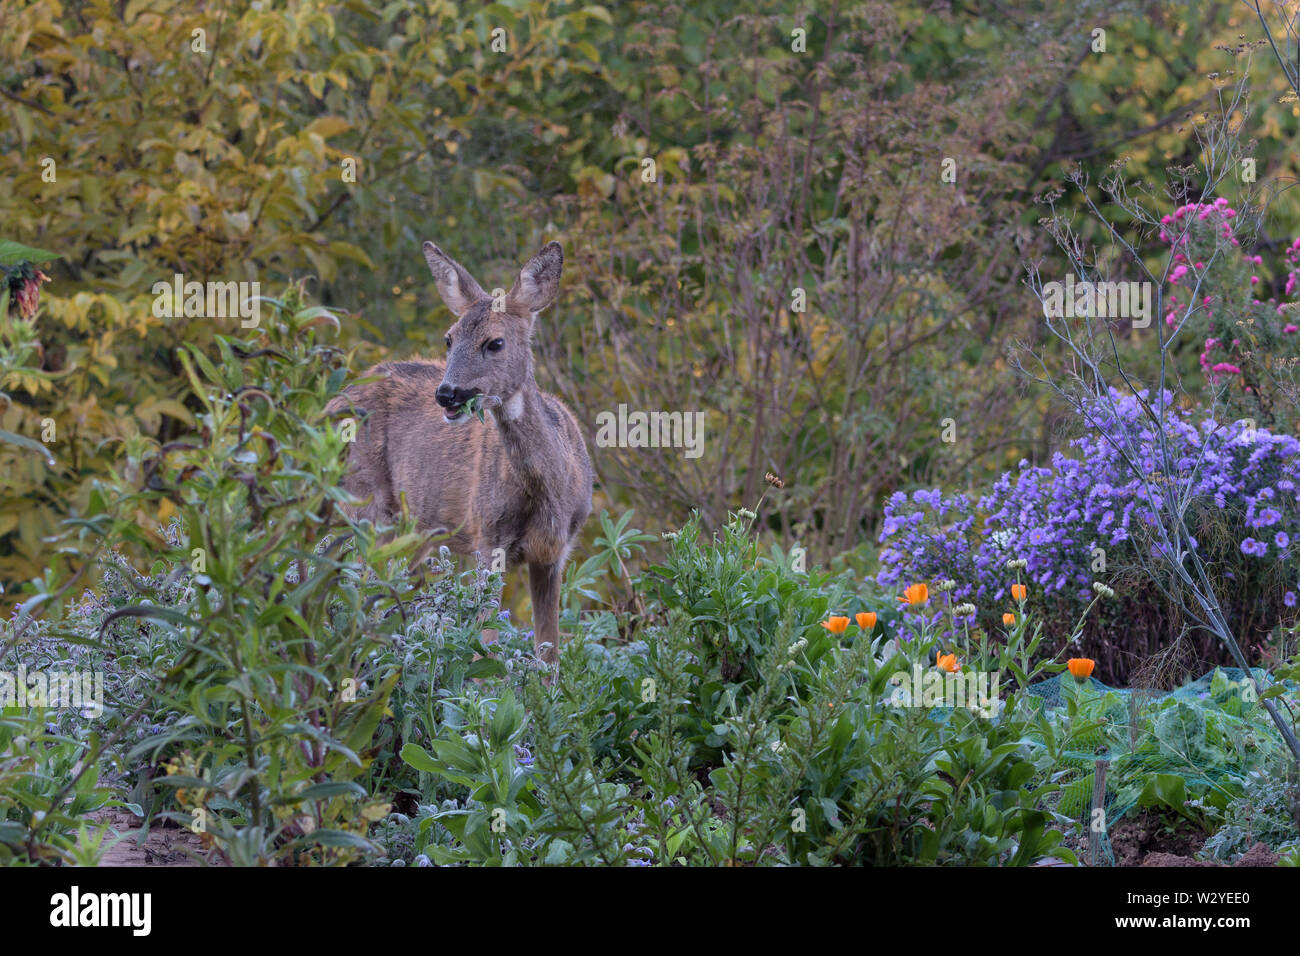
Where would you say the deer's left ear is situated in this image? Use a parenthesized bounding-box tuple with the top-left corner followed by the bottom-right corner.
(505, 242, 563, 316)
(423, 241, 486, 317)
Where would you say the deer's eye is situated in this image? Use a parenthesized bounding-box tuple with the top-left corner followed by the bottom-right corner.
(486, 338, 505, 353)
(444, 335, 452, 349)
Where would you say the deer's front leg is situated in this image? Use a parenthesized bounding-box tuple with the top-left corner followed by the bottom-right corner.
(528, 560, 564, 667)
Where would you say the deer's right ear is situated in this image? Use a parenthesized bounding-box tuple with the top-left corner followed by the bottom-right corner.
(423, 241, 486, 317)
(505, 241, 564, 316)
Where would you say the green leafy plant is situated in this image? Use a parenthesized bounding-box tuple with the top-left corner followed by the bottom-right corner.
(10, 283, 442, 865)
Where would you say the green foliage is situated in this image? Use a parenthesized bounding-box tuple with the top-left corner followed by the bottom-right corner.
(650, 510, 850, 682)
(1199, 765, 1300, 862)
(3, 283, 447, 864)
(400, 690, 542, 866)
(360, 512, 1081, 867)
(1025, 667, 1297, 847)
(7, 1, 1285, 585)
(0, 708, 113, 865)
(0, 0, 620, 588)
(559, 508, 656, 640)
(4, 0, 1300, 870)
(11, 447, 1298, 866)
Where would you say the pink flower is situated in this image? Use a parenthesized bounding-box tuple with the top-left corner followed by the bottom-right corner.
(1212, 363, 1242, 375)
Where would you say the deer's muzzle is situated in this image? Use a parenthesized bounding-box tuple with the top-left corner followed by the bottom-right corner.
(435, 383, 480, 422)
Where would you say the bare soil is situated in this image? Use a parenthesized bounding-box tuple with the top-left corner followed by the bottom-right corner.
(1104, 809, 1279, 867)
(89, 809, 224, 867)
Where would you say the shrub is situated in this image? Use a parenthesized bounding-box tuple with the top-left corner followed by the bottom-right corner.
(0, 702, 113, 865)
(6, 282, 442, 865)
(1159, 199, 1300, 430)
(1198, 764, 1300, 863)
(877, 388, 1300, 683)
(381, 508, 1084, 867)
(648, 510, 853, 684)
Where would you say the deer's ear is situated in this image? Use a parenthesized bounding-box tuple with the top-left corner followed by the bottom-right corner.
(423, 241, 486, 317)
(505, 242, 563, 315)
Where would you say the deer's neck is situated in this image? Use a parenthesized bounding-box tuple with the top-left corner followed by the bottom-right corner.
(495, 377, 564, 497)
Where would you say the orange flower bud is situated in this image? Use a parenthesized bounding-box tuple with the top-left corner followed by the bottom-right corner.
(821, 615, 849, 635)
(898, 583, 929, 605)
(1067, 658, 1095, 679)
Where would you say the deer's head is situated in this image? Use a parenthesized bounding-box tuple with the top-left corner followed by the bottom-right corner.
(422, 241, 563, 425)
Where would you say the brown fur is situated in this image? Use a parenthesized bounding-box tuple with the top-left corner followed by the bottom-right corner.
(326, 242, 593, 666)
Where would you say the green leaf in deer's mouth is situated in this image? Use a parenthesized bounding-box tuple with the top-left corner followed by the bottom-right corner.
(462, 394, 487, 422)
(444, 393, 485, 423)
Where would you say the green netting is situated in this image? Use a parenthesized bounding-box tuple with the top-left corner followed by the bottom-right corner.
(1020, 667, 1291, 866)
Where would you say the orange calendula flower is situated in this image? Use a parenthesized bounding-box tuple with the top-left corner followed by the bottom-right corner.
(1067, 658, 1095, 679)
(821, 615, 849, 635)
(1002, 612, 1016, 626)
(899, 583, 929, 605)
(1011, 583, 1027, 602)
(856, 611, 877, 630)
(935, 651, 960, 673)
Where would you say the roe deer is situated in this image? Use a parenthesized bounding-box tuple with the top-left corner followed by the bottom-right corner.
(326, 241, 593, 667)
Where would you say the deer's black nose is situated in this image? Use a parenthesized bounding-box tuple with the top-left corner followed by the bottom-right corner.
(436, 384, 474, 408)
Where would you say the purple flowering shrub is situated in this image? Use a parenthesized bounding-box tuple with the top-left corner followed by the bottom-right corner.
(877, 389, 1300, 684)
(1161, 199, 1300, 429)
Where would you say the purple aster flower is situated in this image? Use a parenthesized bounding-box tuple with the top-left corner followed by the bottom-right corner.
(1255, 508, 1282, 527)
(873, 386, 1300, 645)
(1241, 537, 1268, 557)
